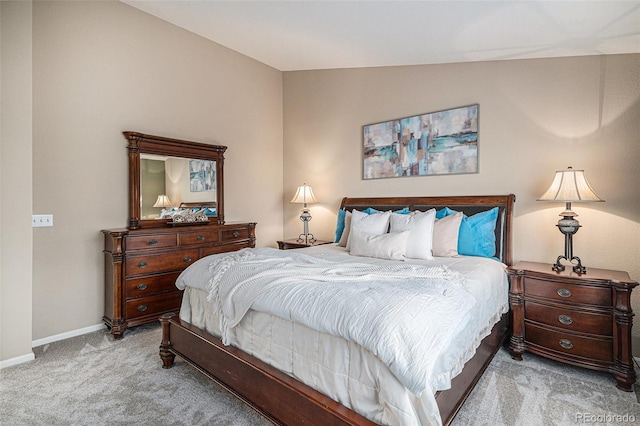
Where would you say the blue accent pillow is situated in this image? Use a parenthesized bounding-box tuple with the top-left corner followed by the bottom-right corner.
(437, 207, 499, 258)
(334, 209, 347, 242)
(393, 207, 411, 214)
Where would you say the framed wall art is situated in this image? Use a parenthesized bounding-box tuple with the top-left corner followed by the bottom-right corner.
(189, 159, 216, 192)
(363, 104, 479, 179)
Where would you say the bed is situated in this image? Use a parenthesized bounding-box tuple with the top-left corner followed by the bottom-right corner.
(159, 194, 516, 425)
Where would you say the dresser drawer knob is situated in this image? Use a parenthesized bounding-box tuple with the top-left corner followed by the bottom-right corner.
(197, 235, 205, 241)
(233, 231, 240, 238)
(147, 239, 158, 245)
(137, 304, 148, 312)
(137, 261, 147, 269)
(136, 283, 148, 291)
(183, 256, 192, 263)
(556, 288, 572, 298)
(558, 315, 573, 325)
(559, 339, 573, 349)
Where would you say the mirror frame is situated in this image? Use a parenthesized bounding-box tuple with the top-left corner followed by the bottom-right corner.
(124, 131, 226, 229)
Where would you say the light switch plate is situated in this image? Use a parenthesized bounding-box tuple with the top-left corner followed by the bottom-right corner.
(32, 214, 53, 227)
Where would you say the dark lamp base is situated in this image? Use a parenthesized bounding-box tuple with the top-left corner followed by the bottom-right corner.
(552, 255, 586, 274)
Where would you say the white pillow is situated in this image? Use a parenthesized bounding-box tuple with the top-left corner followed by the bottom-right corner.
(346, 209, 391, 250)
(432, 211, 463, 257)
(389, 209, 436, 260)
(337, 210, 352, 247)
(350, 230, 410, 261)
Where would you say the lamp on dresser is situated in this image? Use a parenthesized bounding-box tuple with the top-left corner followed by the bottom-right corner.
(153, 194, 173, 209)
(537, 166, 604, 274)
(291, 183, 318, 244)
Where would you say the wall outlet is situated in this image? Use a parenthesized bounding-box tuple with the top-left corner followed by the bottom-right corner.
(32, 214, 53, 227)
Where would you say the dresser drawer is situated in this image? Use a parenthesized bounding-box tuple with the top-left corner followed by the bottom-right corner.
(201, 242, 251, 257)
(125, 292, 183, 320)
(125, 249, 199, 276)
(524, 300, 612, 337)
(525, 323, 613, 363)
(221, 227, 251, 241)
(127, 233, 177, 250)
(178, 229, 220, 246)
(125, 272, 181, 299)
(524, 277, 611, 306)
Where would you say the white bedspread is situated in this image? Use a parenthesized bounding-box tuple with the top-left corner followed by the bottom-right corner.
(203, 248, 476, 396)
(176, 244, 509, 426)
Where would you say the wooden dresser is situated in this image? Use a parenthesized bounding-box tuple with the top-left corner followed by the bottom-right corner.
(103, 222, 256, 339)
(508, 261, 637, 391)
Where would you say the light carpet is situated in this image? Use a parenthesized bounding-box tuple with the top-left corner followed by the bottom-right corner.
(1, 323, 638, 425)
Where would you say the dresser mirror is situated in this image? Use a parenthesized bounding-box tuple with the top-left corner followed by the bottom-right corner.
(124, 131, 226, 229)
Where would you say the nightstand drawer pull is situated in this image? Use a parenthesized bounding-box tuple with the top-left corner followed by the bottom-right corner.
(137, 304, 148, 312)
(136, 283, 148, 291)
(558, 314, 573, 325)
(137, 261, 147, 269)
(183, 256, 192, 263)
(556, 288, 572, 298)
(559, 339, 573, 349)
(147, 239, 158, 245)
(197, 235, 205, 241)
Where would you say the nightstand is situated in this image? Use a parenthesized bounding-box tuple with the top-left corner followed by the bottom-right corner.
(277, 239, 333, 250)
(508, 261, 637, 391)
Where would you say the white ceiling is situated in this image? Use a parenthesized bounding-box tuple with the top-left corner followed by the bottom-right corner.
(122, 0, 640, 71)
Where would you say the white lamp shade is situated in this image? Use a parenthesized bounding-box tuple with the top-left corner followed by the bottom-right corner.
(538, 167, 604, 203)
(153, 194, 173, 208)
(290, 184, 318, 205)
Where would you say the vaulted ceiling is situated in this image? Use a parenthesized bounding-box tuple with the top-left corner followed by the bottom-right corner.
(122, 1, 640, 71)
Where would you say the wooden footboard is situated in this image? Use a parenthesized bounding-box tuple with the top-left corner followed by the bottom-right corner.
(159, 313, 375, 425)
(160, 312, 509, 425)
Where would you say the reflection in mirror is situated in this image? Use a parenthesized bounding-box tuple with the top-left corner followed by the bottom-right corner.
(140, 154, 217, 219)
(125, 131, 226, 229)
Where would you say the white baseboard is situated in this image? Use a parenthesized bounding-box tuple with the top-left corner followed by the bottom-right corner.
(32, 323, 106, 348)
(0, 352, 35, 370)
(1, 323, 106, 370)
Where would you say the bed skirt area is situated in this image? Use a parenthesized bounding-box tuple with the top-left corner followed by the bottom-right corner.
(160, 286, 508, 425)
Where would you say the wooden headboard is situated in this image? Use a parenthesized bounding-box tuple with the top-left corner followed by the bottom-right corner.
(339, 194, 516, 265)
(178, 202, 217, 209)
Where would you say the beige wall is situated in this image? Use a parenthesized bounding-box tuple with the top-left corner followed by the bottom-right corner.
(283, 55, 640, 353)
(25, 1, 283, 343)
(1, 1, 34, 364)
(2, 1, 638, 363)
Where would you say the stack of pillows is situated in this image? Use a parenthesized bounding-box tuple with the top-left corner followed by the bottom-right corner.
(334, 206, 499, 261)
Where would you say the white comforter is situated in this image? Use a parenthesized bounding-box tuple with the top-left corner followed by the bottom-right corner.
(202, 248, 476, 396)
(176, 244, 509, 426)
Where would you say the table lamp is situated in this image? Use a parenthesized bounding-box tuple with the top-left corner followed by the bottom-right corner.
(538, 166, 604, 274)
(291, 183, 318, 244)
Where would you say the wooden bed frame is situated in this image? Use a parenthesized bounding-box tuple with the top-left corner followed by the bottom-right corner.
(160, 194, 516, 425)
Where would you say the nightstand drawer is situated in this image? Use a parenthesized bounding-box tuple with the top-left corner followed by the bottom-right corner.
(524, 278, 611, 306)
(125, 249, 199, 276)
(178, 229, 220, 246)
(524, 301, 612, 337)
(525, 323, 613, 363)
(127, 234, 177, 250)
(125, 272, 181, 299)
(125, 292, 183, 320)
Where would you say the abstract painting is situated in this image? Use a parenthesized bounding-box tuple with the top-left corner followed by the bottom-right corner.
(189, 159, 216, 192)
(363, 104, 479, 179)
